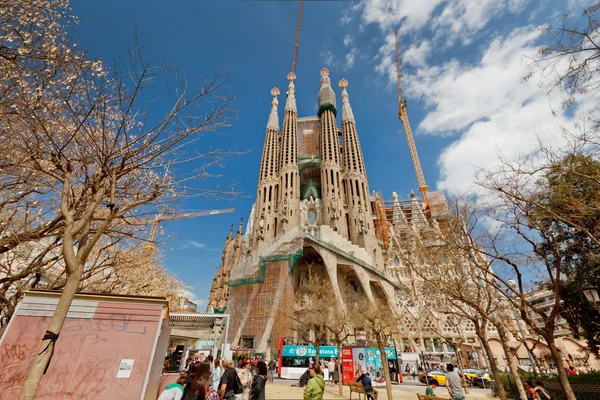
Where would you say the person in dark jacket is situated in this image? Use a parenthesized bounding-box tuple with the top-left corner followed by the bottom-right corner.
(299, 367, 310, 388)
(250, 361, 268, 400)
(356, 372, 377, 400)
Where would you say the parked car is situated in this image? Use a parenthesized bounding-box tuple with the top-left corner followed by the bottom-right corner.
(418, 370, 447, 385)
(467, 370, 491, 388)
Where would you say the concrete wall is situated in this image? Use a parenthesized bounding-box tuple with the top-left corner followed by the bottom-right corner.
(0, 292, 167, 400)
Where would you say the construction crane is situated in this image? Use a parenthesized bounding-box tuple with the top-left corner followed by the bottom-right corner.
(291, 0, 304, 74)
(395, 30, 429, 212)
(143, 209, 235, 251)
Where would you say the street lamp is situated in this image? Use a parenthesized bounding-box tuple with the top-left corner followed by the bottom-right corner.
(581, 284, 600, 310)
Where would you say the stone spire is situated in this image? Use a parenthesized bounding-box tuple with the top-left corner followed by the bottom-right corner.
(277, 72, 301, 234)
(254, 88, 281, 245)
(410, 191, 428, 230)
(285, 72, 297, 112)
(319, 68, 346, 236)
(339, 78, 366, 177)
(339, 78, 355, 122)
(318, 68, 337, 116)
(259, 88, 280, 183)
(267, 87, 279, 130)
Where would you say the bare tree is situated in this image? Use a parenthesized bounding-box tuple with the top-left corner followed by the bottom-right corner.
(528, 4, 600, 109)
(285, 275, 347, 365)
(397, 216, 516, 400)
(1, 1, 241, 398)
(347, 289, 401, 400)
(454, 184, 585, 400)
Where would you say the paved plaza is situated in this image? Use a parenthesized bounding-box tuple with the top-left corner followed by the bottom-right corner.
(265, 379, 493, 399)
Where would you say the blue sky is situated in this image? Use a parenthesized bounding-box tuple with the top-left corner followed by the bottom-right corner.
(70, 0, 594, 307)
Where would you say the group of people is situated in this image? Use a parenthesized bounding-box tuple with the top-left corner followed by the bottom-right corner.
(158, 356, 269, 400)
(525, 381, 553, 400)
(298, 363, 326, 400)
(423, 364, 465, 400)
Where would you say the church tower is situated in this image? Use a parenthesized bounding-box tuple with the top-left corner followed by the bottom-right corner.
(339, 79, 381, 267)
(278, 73, 301, 233)
(253, 88, 281, 245)
(318, 68, 348, 236)
(339, 80, 371, 244)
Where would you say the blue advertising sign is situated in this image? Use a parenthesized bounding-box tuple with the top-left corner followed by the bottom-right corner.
(281, 345, 339, 358)
(383, 347, 397, 361)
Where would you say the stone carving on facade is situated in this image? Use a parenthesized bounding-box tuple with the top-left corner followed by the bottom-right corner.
(257, 212, 265, 240)
(330, 192, 339, 220)
(300, 197, 321, 236)
(358, 207, 366, 234)
(280, 198, 289, 223)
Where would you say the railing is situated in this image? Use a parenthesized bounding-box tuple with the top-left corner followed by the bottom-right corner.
(542, 381, 600, 400)
(501, 376, 600, 400)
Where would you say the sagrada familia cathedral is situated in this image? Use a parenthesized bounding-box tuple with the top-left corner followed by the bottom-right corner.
(206, 69, 596, 370)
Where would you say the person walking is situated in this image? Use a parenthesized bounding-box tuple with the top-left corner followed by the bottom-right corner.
(250, 361, 268, 400)
(183, 362, 201, 399)
(211, 358, 222, 393)
(328, 357, 336, 384)
(237, 358, 253, 400)
(182, 362, 215, 400)
(267, 359, 276, 383)
(218, 359, 240, 400)
(304, 364, 325, 400)
(445, 364, 466, 400)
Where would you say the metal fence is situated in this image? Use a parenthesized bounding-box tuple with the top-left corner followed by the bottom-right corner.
(543, 381, 600, 400)
(501, 377, 600, 400)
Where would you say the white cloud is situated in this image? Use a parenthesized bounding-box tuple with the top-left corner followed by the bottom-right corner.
(180, 289, 207, 307)
(406, 27, 542, 134)
(432, 0, 525, 45)
(340, 9, 353, 25)
(343, 34, 353, 47)
(346, 48, 357, 70)
(357, 0, 444, 33)
(403, 41, 431, 67)
(374, 33, 397, 87)
(354, 0, 527, 44)
(391, 25, 587, 195)
(320, 50, 336, 67)
(182, 240, 206, 249)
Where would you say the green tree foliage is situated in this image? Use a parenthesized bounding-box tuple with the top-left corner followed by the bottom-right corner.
(534, 153, 600, 354)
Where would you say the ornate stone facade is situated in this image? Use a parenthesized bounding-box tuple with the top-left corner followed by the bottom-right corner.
(205, 69, 598, 371)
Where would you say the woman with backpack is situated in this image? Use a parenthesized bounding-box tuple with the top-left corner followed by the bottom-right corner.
(182, 362, 219, 400)
(250, 361, 268, 400)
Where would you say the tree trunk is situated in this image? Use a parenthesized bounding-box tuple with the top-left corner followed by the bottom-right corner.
(315, 343, 320, 366)
(375, 335, 393, 400)
(547, 334, 576, 400)
(478, 330, 508, 400)
(18, 265, 83, 400)
(498, 327, 527, 400)
(453, 346, 470, 394)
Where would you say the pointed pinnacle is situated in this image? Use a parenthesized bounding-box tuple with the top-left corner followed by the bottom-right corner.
(267, 87, 280, 130)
